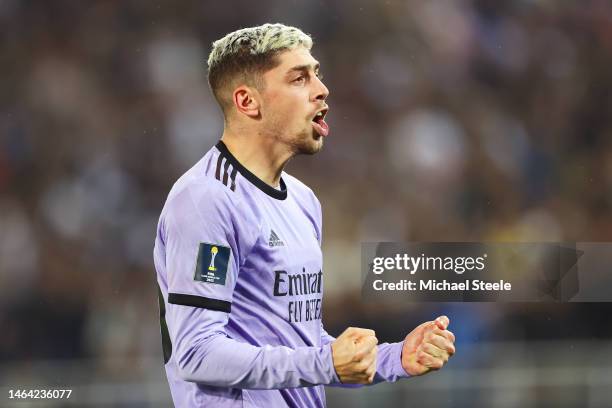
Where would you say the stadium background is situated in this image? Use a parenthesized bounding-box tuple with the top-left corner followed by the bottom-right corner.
(1, 1, 612, 406)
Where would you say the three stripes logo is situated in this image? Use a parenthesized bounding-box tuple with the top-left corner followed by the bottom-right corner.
(269, 230, 284, 247)
(215, 154, 238, 191)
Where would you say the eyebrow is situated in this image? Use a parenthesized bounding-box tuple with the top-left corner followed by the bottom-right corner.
(286, 63, 320, 75)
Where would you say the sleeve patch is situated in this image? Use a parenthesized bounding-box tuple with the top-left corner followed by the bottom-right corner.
(194, 243, 231, 285)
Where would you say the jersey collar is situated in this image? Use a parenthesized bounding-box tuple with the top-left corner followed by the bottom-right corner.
(215, 140, 288, 200)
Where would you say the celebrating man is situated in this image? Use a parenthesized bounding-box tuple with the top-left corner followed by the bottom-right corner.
(153, 23, 455, 407)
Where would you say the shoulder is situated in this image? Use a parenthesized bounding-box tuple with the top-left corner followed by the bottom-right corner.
(163, 148, 241, 228)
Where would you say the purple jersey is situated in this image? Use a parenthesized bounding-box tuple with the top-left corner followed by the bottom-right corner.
(153, 141, 409, 407)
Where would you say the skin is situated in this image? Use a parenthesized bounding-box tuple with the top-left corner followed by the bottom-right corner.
(220, 46, 329, 188)
(218, 46, 455, 383)
(331, 316, 455, 384)
(331, 328, 378, 384)
(401, 315, 456, 376)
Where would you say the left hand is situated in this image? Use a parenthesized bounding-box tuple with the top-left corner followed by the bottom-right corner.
(401, 315, 455, 376)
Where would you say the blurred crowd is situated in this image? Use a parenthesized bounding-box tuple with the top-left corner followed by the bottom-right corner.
(1, 0, 612, 372)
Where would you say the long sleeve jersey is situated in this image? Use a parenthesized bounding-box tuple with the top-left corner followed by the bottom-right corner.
(153, 141, 409, 407)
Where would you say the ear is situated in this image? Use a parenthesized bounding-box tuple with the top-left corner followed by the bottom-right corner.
(232, 86, 261, 118)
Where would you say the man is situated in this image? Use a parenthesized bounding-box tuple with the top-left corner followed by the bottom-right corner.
(153, 23, 455, 407)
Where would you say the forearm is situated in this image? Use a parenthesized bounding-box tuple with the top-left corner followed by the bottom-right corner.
(175, 327, 338, 388)
(372, 342, 410, 383)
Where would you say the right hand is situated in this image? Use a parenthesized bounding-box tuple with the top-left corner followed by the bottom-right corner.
(331, 327, 378, 384)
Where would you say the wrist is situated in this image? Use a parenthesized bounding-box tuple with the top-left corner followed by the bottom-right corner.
(325, 343, 342, 384)
(396, 341, 411, 377)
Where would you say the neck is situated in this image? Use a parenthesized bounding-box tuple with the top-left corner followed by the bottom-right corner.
(220, 126, 293, 188)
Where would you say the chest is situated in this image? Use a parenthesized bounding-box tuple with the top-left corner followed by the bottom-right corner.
(236, 196, 324, 324)
(237, 195, 322, 292)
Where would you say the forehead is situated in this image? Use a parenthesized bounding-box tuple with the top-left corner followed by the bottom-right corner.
(268, 47, 319, 75)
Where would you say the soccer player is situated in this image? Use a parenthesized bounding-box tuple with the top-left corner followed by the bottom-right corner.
(153, 23, 455, 407)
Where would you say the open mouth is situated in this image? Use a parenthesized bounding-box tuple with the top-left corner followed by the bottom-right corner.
(311, 108, 330, 137)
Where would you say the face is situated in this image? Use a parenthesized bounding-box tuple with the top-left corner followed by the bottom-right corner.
(258, 47, 330, 155)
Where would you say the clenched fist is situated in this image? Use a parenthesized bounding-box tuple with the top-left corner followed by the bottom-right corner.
(401, 315, 456, 376)
(331, 327, 378, 384)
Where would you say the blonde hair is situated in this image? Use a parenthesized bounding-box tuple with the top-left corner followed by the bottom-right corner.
(207, 23, 313, 112)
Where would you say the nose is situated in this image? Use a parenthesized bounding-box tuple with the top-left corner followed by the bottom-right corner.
(313, 76, 329, 101)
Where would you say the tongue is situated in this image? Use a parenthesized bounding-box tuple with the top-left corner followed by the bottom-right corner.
(313, 118, 329, 137)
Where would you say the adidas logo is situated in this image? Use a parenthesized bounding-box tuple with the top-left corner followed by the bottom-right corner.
(269, 230, 284, 247)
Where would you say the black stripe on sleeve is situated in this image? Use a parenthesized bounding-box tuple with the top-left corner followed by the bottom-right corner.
(222, 159, 231, 186)
(229, 166, 238, 191)
(215, 155, 223, 180)
(168, 293, 231, 313)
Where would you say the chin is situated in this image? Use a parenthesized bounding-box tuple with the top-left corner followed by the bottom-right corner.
(301, 143, 323, 155)
(302, 132, 324, 155)
(291, 130, 324, 155)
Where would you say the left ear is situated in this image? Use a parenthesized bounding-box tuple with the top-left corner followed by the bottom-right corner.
(232, 85, 261, 119)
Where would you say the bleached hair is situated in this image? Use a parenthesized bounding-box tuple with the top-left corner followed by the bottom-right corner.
(207, 23, 313, 112)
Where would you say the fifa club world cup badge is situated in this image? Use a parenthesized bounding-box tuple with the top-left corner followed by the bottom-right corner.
(194, 243, 230, 285)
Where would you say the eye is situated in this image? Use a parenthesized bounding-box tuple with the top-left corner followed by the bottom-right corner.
(293, 75, 306, 84)
(315, 72, 323, 80)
